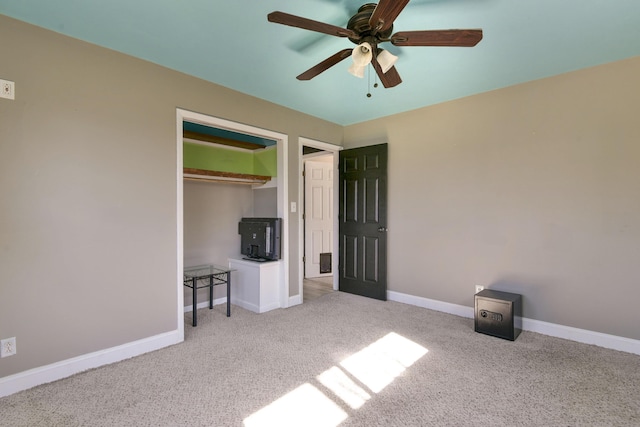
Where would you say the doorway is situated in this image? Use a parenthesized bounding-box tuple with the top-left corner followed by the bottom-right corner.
(298, 138, 341, 303)
(177, 109, 289, 338)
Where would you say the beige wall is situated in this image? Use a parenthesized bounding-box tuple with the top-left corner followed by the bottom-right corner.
(1, 11, 637, 384)
(0, 15, 342, 378)
(344, 56, 640, 340)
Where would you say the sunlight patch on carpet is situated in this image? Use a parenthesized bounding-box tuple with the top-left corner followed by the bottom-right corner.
(340, 332, 428, 393)
(317, 366, 371, 409)
(243, 383, 348, 427)
(243, 332, 427, 426)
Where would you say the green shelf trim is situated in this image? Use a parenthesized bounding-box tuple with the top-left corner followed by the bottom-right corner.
(253, 146, 277, 177)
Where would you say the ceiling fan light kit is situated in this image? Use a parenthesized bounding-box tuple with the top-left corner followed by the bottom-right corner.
(348, 42, 373, 78)
(376, 49, 398, 74)
(268, 0, 483, 88)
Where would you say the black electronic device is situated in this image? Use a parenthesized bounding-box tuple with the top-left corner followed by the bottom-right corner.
(475, 289, 522, 341)
(238, 217, 282, 262)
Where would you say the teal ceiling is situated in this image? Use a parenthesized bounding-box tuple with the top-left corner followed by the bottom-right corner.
(183, 122, 276, 148)
(2, 0, 639, 125)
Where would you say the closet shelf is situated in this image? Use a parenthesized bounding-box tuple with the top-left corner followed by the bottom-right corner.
(183, 168, 272, 185)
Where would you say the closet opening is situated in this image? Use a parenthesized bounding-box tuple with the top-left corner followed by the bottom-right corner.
(176, 109, 289, 334)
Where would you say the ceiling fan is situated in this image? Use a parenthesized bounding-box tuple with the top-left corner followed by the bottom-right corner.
(268, 0, 483, 88)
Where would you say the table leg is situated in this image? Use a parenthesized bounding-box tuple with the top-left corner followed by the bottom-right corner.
(226, 272, 231, 317)
(209, 275, 214, 310)
(192, 277, 197, 327)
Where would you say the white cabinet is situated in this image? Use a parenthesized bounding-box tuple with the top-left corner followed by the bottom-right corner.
(229, 258, 281, 313)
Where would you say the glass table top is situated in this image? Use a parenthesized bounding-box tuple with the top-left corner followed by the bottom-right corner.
(184, 264, 234, 279)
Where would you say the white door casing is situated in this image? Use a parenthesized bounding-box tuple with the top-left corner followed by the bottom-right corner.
(177, 108, 289, 313)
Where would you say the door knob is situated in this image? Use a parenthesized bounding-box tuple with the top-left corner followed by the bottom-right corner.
(377, 227, 388, 232)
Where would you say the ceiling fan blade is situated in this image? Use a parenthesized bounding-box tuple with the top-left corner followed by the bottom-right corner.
(369, 0, 410, 34)
(371, 57, 402, 88)
(391, 29, 483, 47)
(268, 11, 358, 39)
(297, 49, 353, 81)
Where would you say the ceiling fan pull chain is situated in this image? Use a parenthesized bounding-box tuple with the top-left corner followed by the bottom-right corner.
(366, 65, 372, 98)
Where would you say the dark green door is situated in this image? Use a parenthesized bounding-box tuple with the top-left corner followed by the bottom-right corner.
(339, 143, 388, 300)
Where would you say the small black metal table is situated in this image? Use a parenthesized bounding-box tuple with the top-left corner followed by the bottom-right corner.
(183, 264, 234, 326)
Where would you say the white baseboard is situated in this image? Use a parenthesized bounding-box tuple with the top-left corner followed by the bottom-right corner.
(520, 317, 640, 355)
(229, 298, 260, 313)
(183, 297, 228, 313)
(229, 299, 280, 314)
(0, 329, 183, 398)
(288, 295, 302, 307)
(258, 303, 280, 313)
(188, 296, 285, 313)
(387, 290, 640, 356)
(388, 291, 474, 318)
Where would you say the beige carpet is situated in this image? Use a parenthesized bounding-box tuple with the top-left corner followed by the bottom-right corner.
(1, 292, 639, 426)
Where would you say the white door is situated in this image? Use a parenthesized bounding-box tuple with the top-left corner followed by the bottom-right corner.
(304, 159, 333, 278)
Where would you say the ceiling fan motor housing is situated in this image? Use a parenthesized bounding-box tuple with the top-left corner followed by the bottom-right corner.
(347, 3, 393, 45)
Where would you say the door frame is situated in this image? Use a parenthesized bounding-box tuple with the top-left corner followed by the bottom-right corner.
(177, 108, 289, 338)
(297, 137, 342, 302)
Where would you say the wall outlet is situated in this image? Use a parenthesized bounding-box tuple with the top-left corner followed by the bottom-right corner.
(0, 79, 15, 100)
(1, 337, 17, 357)
(475, 285, 485, 294)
